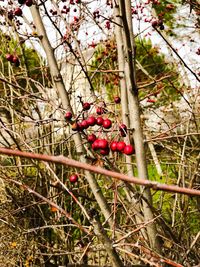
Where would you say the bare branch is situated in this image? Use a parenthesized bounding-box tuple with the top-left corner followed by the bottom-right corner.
(0, 147, 199, 196)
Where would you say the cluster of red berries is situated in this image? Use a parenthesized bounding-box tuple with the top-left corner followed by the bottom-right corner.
(89, 138, 134, 156)
(18, 0, 33, 7)
(7, 0, 33, 20)
(6, 54, 20, 67)
(7, 7, 23, 20)
(65, 97, 135, 158)
(69, 113, 112, 132)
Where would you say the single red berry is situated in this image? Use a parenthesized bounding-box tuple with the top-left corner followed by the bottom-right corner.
(69, 174, 78, 183)
(119, 124, 127, 131)
(12, 56, 19, 64)
(81, 120, 89, 129)
(14, 8, 23, 16)
(96, 107, 104, 115)
(120, 130, 126, 137)
(25, 0, 33, 6)
(110, 141, 118, 152)
(123, 144, 134, 155)
(114, 96, 121, 104)
(65, 111, 72, 120)
(96, 116, 104, 126)
(98, 139, 108, 149)
(117, 141, 126, 152)
(77, 122, 83, 131)
(103, 118, 112, 129)
(87, 116, 96, 126)
(74, 16, 79, 22)
(119, 124, 127, 137)
(87, 134, 96, 143)
(92, 139, 100, 150)
(151, 20, 158, 27)
(82, 102, 91, 111)
(6, 54, 14, 62)
(100, 148, 110, 156)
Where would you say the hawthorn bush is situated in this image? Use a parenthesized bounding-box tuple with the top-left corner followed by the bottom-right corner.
(0, 0, 199, 266)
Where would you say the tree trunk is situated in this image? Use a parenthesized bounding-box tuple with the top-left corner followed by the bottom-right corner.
(115, 0, 161, 253)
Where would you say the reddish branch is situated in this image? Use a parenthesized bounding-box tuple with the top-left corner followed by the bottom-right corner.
(0, 147, 200, 196)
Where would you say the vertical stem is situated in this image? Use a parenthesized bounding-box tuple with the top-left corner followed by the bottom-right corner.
(116, 0, 161, 252)
(114, 5, 148, 242)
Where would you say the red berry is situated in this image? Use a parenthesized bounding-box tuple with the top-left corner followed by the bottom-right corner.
(151, 20, 158, 27)
(87, 134, 96, 143)
(77, 121, 84, 131)
(12, 56, 19, 64)
(100, 148, 110, 155)
(114, 96, 121, 104)
(119, 124, 127, 131)
(83, 102, 91, 111)
(80, 120, 89, 129)
(96, 107, 104, 115)
(14, 8, 23, 16)
(6, 54, 14, 62)
(25, 0, 33, 6)
(103, 118, 112, 129)
(123, 145, 134, 155)
(87, 116, 96, 126)
(65, 111, 72, 120)
(69, 174, 78, 183)
(110, 141, 118, 151)
(119, 124, 127, 137)
(96, 116, 104, 126)
(120, 130, 126, 137)
(98, 139, 108, 149)
(92, 139, 100, 150)
(117, 141, 126, 152)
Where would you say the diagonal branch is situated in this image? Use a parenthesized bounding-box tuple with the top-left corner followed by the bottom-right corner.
(0, 147, 200, 196)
